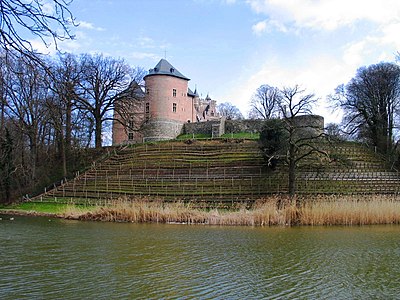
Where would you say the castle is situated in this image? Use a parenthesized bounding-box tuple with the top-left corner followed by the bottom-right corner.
(112, 59, 219, 144)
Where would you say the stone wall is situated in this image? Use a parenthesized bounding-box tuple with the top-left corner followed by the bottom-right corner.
(225, 119, 266, 134)
(182, 120, 221, 135)
(182, 115, 324, 138)
(292, 115, 324, 138)
(143, 118, 184, 142)
(182, 119, 266, 136)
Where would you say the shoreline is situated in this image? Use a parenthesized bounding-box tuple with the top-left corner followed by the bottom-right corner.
(2, 194, 400, 226)
(0, 210, 61, 219)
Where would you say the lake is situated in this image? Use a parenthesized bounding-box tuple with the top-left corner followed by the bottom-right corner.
(1, 215, 400, 299)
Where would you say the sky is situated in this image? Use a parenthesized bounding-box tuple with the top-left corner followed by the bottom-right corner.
(35, 0, 400, 124)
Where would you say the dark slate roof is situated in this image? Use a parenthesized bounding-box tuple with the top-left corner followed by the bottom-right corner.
(145, 59, 190, 81)
(187, 87, 200, 98)
(117, 80, 145, 100)
(187, 87, 195, 97)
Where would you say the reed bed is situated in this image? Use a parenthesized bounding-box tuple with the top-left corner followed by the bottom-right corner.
(300, 194, 400, 225)
(63, 194, 400, 226)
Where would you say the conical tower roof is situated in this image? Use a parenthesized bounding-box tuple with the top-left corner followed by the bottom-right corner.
(144, 59, 190, 81)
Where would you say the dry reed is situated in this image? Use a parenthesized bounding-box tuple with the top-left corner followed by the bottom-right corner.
(63, 194, 400, 226)
(300, 194, 400, 225)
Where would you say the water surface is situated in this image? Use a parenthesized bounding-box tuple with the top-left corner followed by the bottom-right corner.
(1, 215, 399, 299)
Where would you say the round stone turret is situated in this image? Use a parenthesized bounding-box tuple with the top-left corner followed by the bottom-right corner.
(143, 59, 195, 141)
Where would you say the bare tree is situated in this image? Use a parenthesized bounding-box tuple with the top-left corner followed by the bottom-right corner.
(280, 85, 322, 200)
(0, 127, 13, 202)
(249, 84, 281, 119)
(4, 54, 50, 183)
(0, 52, 7, 135)
(113, 67, 146, 135)
(330, 62, 400, 156)
(47, 53, 81, 176)
(77, 53, 132, 148)
(217, 102, 243, 120)
(260, 85, 326, 203)
(0, 0, 75, 60)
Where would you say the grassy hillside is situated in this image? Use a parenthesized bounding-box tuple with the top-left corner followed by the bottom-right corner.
(29, 139, 400, 208)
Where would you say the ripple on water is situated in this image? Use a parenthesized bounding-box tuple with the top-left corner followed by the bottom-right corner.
(1, 220, 400, 299)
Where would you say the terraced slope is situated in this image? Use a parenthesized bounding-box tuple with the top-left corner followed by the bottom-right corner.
(32, 139, 400, 206)
(297, 142, 399, 193)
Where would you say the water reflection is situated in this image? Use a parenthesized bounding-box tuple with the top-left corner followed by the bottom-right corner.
(1, 216, 400, 299)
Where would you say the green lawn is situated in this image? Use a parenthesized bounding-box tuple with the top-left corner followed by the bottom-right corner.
(1, 202, 71, 214)
(176, 133, 212, 140)
(220, 132, 260, 139)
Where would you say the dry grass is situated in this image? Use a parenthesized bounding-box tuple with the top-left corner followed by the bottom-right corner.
(300, 194, 400, 225)
(63, 195, 400, 226)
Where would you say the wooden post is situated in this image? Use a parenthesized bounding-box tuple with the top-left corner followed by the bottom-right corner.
(106, 170, 109, 193)
(117, 170, 121, 192)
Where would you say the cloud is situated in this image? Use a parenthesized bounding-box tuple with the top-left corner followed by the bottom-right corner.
(224, 54, 356, 124)
(380, 23, 400, 51)
(41, 1, 55, 14)
(342, 40, 369, 67)
(341, 22, 400, 68)
(252, 20, 268, 35)
(77, 21, 105, 31)
(138, 36, 156, 48)
(246, 0, 400, 31)
(129, 52, 159, 60)
(252, 19, 288, 34)
(29, 38, 58, 55)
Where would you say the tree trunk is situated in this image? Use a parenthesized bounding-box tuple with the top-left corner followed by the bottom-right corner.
(61, 137, 67, 178)
(95, 117, 102, 149)
(29, 136, 37, 184)
(288, 142, 302, 207)
(0, 97, 4, 136)
(3, 129, 13, 202)
(288, 154, 296, 199)
(65, 99, 72, 151)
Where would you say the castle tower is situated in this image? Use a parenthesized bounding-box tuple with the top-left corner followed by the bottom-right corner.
(112, 59, 219, 145)
(143, 59, 195, 141)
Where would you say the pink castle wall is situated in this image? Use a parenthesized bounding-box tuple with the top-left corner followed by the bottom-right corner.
(112, 60, 219, 144)
(145, 75, 194, 123)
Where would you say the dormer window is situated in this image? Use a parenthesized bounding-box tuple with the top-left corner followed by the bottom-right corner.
(170, 68, 175, 73)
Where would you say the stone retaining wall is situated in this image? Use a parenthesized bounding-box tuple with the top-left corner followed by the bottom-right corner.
(182, 115, 324, 137)
(143, 118, 184, 142)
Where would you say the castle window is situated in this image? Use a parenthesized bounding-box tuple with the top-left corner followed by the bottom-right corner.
(173, 89, 177, 97)
(128, 132, 134, 140)
(172, 103, 177, 113)
(146, 88, 150, 94)
(145, 102, 150, 113)
(128, 120, 134, 128)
